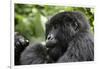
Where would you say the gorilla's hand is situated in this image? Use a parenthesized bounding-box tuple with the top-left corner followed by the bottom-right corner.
(15, 32, 29, 53)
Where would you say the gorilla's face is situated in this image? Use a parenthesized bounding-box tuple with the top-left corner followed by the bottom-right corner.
(46, 12, 79, 49)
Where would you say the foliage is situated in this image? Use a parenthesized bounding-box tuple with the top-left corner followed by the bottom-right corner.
(15, 4, 94, 42)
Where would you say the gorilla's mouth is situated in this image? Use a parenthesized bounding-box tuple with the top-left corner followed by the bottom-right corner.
(46, 39, 58, 48)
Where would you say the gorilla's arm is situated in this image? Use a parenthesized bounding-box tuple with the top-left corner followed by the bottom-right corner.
(15, 32, 29, 65)
(20, 44, 48, 65)
(57, 32, 94, 62)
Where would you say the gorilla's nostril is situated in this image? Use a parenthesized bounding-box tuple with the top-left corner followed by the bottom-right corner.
(47, 35, 51, 40)
(47, 34, 54, 40)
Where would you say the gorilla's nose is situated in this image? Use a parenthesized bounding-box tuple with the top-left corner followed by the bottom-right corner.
(46, 34, 57, 48)
(47, 34, 54, 40)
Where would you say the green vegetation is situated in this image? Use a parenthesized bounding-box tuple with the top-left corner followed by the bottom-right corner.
(15, 4, 94, 42)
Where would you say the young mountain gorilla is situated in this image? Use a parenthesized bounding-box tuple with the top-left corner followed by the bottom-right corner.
(19, 11, 94, 65)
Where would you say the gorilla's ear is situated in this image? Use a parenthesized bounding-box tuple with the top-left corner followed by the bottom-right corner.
(71, 21, 79, 31)
(73, 11, 90, 31)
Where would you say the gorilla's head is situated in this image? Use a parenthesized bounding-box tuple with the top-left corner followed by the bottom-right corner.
(46, 12, 90, 61)
(45, 11, 90, 61)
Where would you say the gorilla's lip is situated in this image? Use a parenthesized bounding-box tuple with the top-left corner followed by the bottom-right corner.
(46, 40, 57, 48)
(46, 42, 56, 48)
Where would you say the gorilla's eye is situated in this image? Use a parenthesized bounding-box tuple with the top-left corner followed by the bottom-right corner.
(71, 22, 78, 30)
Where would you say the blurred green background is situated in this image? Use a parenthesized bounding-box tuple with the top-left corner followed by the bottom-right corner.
(15, 4, 94, 43)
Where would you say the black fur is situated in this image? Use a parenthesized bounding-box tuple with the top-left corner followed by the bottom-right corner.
(15, 32, 29, 65)
(19, 11, 94, 65)
(46, 11, 94, 62)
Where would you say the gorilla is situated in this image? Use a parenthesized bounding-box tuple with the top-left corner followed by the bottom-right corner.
(15, 32, 29, 65)
(45, 11, 94, 62)
(15, 11, 94, 65)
